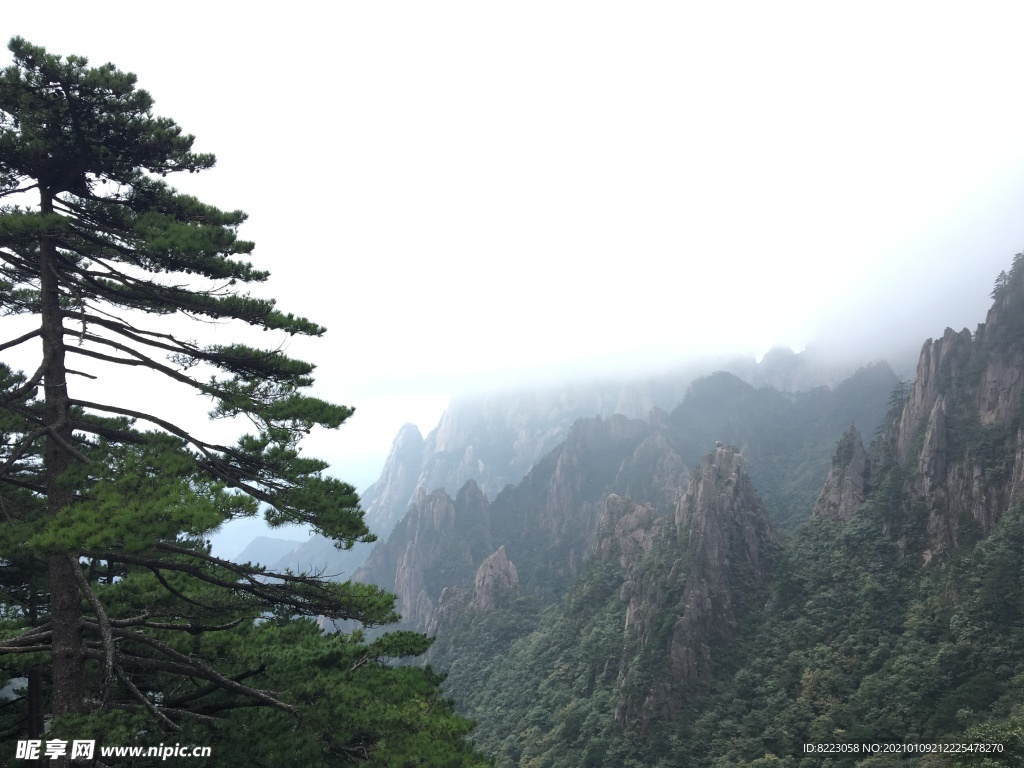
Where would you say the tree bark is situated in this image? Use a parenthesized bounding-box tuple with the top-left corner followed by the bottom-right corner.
(27, 555, 45, 744)
(39, 190, 85, 718)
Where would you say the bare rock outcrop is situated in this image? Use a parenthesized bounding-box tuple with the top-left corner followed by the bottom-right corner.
(596, 495, 664, 571)
(355, 481, 491, 630)
(359, 423, 426, 535)
(895, 328, 973, 466)
(669, 447, 776, 683)
(616, 446, 776, 726)
(812, 424, 868, 522)
(881, 259, 1024, 560)
(390, 489, 457, 629)
(469, 545, 519, 612)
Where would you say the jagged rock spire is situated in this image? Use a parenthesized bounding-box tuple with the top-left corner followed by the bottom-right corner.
(813, 424, 868, 522)
(469, 545, 519, 612)
(670, 446, 776, 682)
(617, 445, 776, 726)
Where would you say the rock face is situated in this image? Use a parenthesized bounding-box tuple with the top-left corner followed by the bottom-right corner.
(356, 481, 492, 629)
(616, 446, 776, 726)
(878, 259, 1024, 559)
(596, 495, 665, 571)
(668, 447, 776, 681)
(359, 423, 426, 535)
(469, 545, 519, 612)
(895, 328, 975, 466)
(812, 424, 868, 521)
(358, 414, 682, 630)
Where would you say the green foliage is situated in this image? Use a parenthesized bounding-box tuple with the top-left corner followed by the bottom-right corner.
(428, 559, 631, 768)
(667, 365, 896, 531)
(425, 399, 1024, 767)
(0, 38, 488, 765)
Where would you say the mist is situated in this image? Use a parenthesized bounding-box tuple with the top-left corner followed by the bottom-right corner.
(5, 4, 1024, 555)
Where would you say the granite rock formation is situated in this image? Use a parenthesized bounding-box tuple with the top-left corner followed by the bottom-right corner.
(616, 446, 776, 725)
(812, 424, 868, 521)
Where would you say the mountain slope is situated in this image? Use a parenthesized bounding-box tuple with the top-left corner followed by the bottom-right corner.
(424, 256, 1024, 767)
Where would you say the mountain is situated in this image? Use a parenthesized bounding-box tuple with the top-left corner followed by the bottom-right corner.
(879, 266, 1024, 561)
(356, 414, 676, 626)
(234, 536, 306, 568)
(614, 446, 777, 727)
(419, 256, 1024, 767)
(257, 348, 891, 579)
(356, 360, 896, 637)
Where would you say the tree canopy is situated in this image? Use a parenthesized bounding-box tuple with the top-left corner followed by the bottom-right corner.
(0, 37, 486, 765)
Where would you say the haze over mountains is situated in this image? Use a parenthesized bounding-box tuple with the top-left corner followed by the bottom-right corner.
(234, 346, 905, 580)
(410, 257, 1024, 766)
(222, 254, 1024, 765)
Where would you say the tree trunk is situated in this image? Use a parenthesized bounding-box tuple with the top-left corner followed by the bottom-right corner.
(27, 555, 45, 742)
(39, 191, 85, 719)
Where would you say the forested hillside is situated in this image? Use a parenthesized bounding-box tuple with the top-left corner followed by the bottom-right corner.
(358, 362, 897, 634)
(423, 255, 1024, 767)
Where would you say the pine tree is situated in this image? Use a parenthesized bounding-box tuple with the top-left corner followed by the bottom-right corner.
(0, 38, 485, 764)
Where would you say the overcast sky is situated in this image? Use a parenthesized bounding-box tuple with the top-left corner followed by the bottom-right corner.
(5, 3, 1024, 498)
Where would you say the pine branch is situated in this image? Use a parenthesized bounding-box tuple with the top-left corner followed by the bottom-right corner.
(164, 664, 265, 709)
(0, 328, 41, 352)
(66, 336, 215, 395)
(0, 427, 47, 481)
(0, 362, 45, 404)
(70, 556, 115, 699)
(93, 700, 220, 726)
(114, 663, 180, 731)
(89, 634, 299, 716)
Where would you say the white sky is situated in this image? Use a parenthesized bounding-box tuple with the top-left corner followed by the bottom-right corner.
(5, 2, 1024, 495)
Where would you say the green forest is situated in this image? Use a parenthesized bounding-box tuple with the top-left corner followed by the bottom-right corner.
(426, 256, 1024, 767)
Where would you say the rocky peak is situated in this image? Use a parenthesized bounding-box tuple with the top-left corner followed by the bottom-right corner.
(881, 256, 1024, 560)
(617, 446, 776, 725)
(360, 423, 425, 535)
(355, 482, 493, 630)
(673, 446, 767, 543)
(895, 328, 974, 466)
(812, 424, 868, 522)
(596, 495, 664, 570)
(469, 545, 519, 612)
(670, 447, 776, 676)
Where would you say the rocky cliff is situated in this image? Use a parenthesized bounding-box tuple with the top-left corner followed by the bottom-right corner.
(595, 495, 665, 571)
(875, 255, 1024, 560)
(359, 423, 426, 535)
(358, 414, 681, 630)
(615, 446, 776, 726)
(356, 481, 492, 629)
(468, 545, 519, 612)
(812, 424, 868, 521)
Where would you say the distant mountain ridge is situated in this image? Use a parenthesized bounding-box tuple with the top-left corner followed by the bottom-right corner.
(421, 255, 1024, 767)
(264, 348, 893, 578)
(355, 361, 897, 633)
